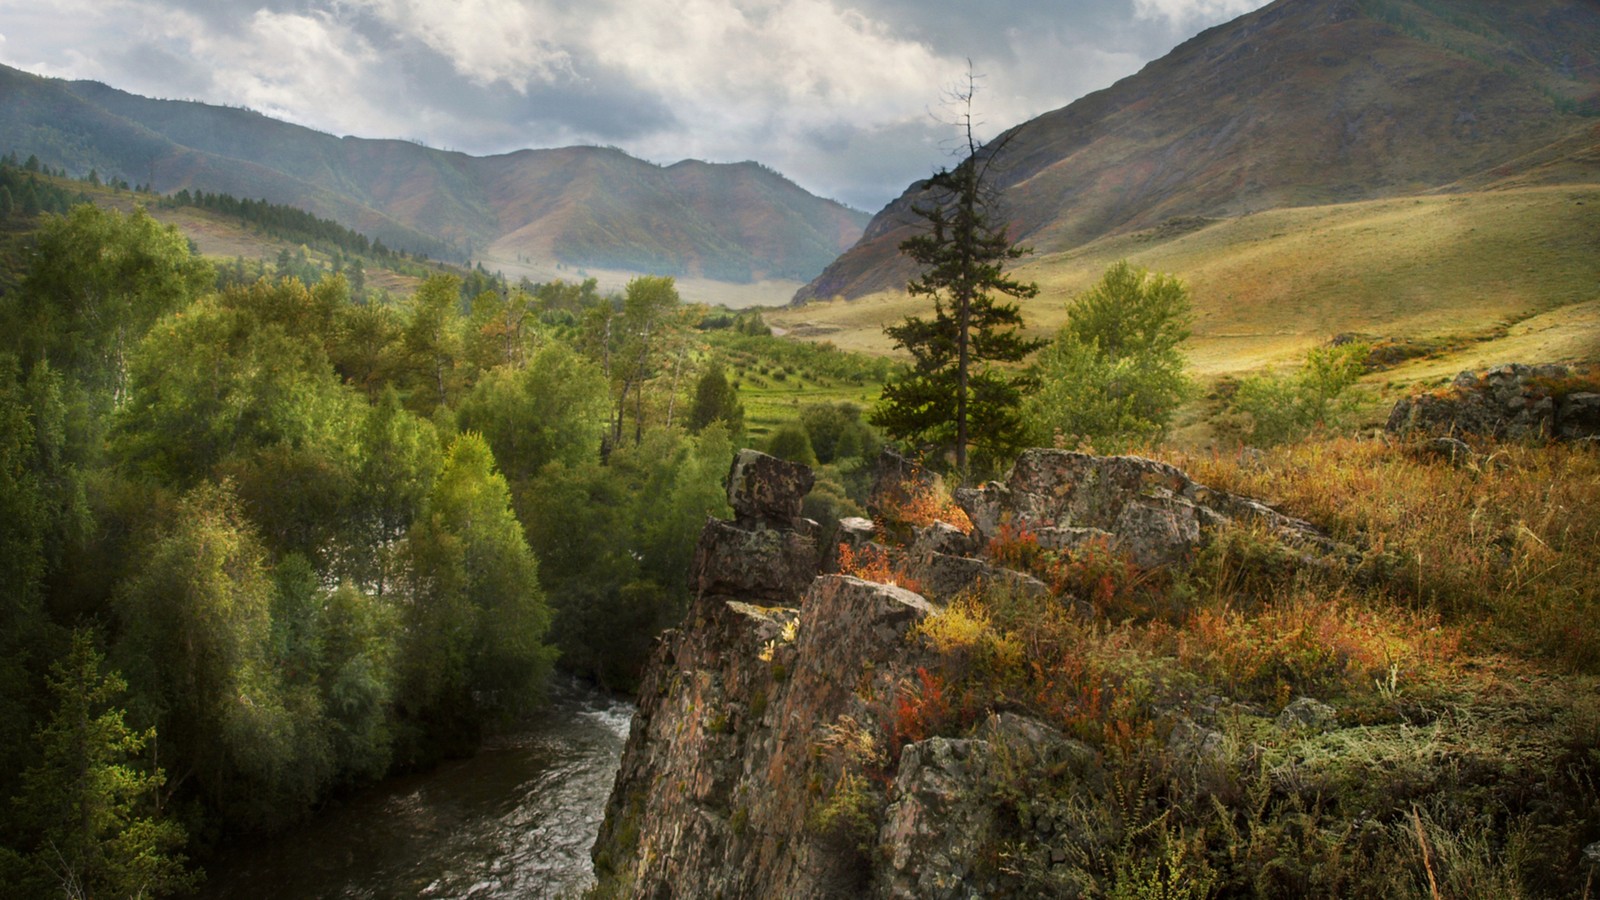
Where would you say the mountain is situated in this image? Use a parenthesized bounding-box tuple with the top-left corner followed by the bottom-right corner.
(0, 64, 869, 284)
(794, 0, 1600, 303)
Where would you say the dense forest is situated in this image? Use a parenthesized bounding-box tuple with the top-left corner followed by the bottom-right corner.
(162, 188, 462, 265)
(0, 198, 887, 897)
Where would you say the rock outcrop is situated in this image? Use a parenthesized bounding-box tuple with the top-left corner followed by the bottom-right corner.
(595, 450, 936, 898)
(593, 445, 1600, 898)
(692, 449, 824, 605)
(955, 449, 1339, 569)
(592, 449, 1347, 898)
(1386, 363, 1600, 442)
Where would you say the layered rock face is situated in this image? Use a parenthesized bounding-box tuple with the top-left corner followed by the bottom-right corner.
(1386, 363, 1600, 442)
(594, 450, 938, 898)
(591, 448, 1341, 898)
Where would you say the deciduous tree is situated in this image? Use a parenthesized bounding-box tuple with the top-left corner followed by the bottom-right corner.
(6, 205, 212, 406)
(1025, 261, 1193, 452)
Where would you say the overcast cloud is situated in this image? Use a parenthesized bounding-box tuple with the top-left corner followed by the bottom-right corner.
(0, 0, 1268, 211)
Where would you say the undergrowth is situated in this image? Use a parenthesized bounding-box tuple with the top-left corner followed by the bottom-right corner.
(854, 435, 1600, 897)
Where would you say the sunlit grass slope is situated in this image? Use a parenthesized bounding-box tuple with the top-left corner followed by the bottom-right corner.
(769, 185, 1600, 381)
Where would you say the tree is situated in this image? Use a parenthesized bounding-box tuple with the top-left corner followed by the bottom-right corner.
(454, 343, 609, 484)
(800, 402, 876, 465)
(1226, 342, 1368, 446)
(5, 205, 212, 406)
(401, 274, 465, 415)
(872, 74, 1042, 477)
(350, 387, 440, 596)
(113, 483, 329, 827)
(583, 277, 683, 451)
(397, 433, 555, 759)
(766, 423, 819, 467)
(1025, 261, 1193, 452)
(688, 361, 744, 438)
(112, 281, 361, 489)
(13, 631, 195, 899)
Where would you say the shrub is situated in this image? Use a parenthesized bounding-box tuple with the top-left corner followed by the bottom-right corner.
(1025, 261, 1194, 452)
(1227, 342, 1368, 446)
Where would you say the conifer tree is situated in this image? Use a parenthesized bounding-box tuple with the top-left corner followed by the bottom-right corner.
(872, 75, 1041, 477)
(13, 631, 195, 899)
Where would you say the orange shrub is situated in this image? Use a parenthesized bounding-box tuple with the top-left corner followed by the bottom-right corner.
(837, 542, 924, 594)
(880, 479, 973, 532)
(1175, 591, 1461, 706)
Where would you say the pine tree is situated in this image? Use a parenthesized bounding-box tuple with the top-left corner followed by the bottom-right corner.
(872, 74, 1041, 477)
(13, 631, 195, 899)
(688, 362, 744, 437)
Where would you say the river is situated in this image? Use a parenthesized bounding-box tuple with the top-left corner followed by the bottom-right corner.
(197, 679, 634, 899)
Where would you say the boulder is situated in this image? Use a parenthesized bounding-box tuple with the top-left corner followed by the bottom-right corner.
(877, 714, 1093, 900)
(727, 448, 815, 525)
(955, 449, 1336, 570)
(1386, 363, 1600, 443)
(1558, 392, 1600, 440)
(690, 450, 825, 606)
(693, 515, 823, 606)
(1275, 696, 1338, 732)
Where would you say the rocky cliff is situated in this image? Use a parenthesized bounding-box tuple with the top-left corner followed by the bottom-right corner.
(590, 449, 1333, 898)
(591, 446, 1600, 898)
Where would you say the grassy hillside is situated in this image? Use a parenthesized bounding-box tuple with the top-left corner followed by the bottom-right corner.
(796, 0, 1600, 304)
(0, 64, 869, 285)
(769, 185, 1600, 387)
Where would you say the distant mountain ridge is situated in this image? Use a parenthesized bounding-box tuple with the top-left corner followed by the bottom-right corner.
(0, 64, 869, 282)
(795, 0, 1600, 303)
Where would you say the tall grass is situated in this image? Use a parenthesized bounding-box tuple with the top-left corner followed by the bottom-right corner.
(1168, 438, 1600, 671)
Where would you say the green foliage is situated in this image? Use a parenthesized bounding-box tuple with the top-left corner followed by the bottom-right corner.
(521, 425, 732, 690)
(12, 631, 195, 899)
(808, 772, 883, 857)
(582, 276, 686, 451)
(798, 402, 877, 465)
(766, 422, 819, 466)
(689, 361, 745, 439)
(113, 482, 331, 827)
(1025, 261, 1193, 452)
(401, 274, 467, 416)
(112, 280, 366, 567)
(1226, 342, 1369, 446)
(350, 388, 440, 594)
(455, 344, 609, 482)
(874, 137, 1043, 476)
(397, 433, 555, 759)
(4, 204, 212, 404)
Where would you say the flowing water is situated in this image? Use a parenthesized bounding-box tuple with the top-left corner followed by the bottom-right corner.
(198, 679, 634, 899)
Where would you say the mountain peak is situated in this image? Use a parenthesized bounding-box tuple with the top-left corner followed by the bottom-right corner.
(794, 0, 1600, 304)
(0, 63, 870, 285)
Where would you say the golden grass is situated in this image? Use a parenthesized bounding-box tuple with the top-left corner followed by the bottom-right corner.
(768, 185, 1600, 382)
(1165, 437, 1600, 671)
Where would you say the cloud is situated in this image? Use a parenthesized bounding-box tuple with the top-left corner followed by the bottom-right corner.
(342, 0, 577, 91)
(1131, 0, 1267, 31)
(0, 0, 1273, 210)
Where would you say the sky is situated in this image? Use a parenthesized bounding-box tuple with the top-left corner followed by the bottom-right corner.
(0, 0, 1269, 212)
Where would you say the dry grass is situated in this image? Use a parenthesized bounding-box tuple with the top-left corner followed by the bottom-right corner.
(1165, 437, 1600, 671)
(874, 434, 1600, 896)
(768, 185, 1600, 384)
